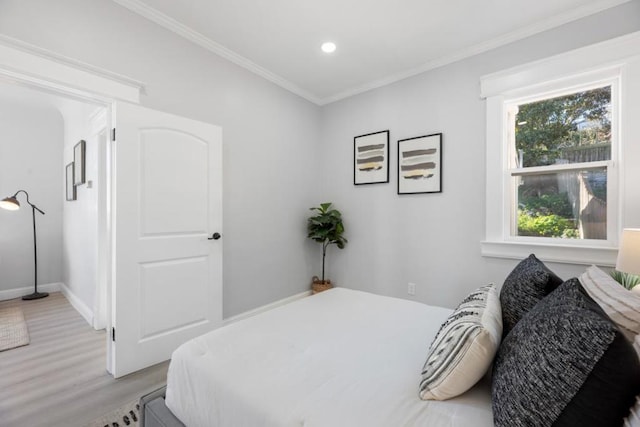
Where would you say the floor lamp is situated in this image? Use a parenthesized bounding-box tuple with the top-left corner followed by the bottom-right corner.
(0, 190, 48, 300)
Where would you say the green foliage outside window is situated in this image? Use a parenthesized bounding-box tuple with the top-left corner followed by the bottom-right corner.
(519, 193, 573, 218)
(515, 86, 611, 167)
(514, 86, 610, 239)
(518, 210, 578, 238)
(518, 186, 579, 238)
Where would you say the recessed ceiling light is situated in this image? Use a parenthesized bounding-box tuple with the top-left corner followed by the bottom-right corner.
(321, 42, 336, 54)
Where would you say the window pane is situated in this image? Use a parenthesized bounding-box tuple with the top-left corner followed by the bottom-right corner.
(515, 168, 607, 240)
(515, 86, 611, 167)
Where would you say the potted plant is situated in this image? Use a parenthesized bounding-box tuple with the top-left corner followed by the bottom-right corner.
(610, 270, 640, 291)
(307, 202, 347, 293)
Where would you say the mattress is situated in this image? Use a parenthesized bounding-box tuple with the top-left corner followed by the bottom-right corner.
(165, 288, 494, 427)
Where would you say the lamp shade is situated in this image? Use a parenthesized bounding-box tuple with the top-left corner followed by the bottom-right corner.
(0, 196, 20, 211)
(616, 228, 640, 276)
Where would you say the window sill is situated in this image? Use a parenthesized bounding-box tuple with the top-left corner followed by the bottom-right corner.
(481, 240, 617, 266)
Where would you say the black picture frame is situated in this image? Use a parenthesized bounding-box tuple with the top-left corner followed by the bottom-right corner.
(354, 130, 390, 185)
(66, 162, 76, 201)
(397, 133, 443, 194)
(73, 140, 86, 186)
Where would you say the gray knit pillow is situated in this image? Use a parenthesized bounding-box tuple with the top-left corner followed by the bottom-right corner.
(492, 278, 640, 427)
(499, 254, 563, 337)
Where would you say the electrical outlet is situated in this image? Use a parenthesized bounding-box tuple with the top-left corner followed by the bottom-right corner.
(408, 282, 416, 296)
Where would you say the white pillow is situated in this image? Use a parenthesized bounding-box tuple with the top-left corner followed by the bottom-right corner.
(626, 337, 640, 427)
(419, 283, 502, 401)
(624, 395, 640, 427)
(579, 265, 640, 341)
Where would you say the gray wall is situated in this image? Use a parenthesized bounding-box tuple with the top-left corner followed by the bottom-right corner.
(59, 101, 102, 318)
(0, 84, 104, 319)
(0, 100, 64, 293)
(1, 0, 639, 314)
(0, 0, 322, 317)
(319, 1, 640, 308)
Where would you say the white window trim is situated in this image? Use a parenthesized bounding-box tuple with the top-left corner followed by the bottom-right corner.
(480, 31, 640, 266)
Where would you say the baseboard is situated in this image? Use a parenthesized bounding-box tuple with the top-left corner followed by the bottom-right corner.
(223, 290, 311, 326)
(3, 283, 309, 330)
(59, 283, 95, 328)
(0, 282, 62, 301)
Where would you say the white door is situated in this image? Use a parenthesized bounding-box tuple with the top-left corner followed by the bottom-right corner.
(111, 102, 222, 378)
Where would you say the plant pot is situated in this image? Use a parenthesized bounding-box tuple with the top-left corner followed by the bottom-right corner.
(311, 276, 333, 294)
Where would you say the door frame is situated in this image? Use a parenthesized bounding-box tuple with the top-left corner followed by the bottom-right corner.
(0, 37, 145, 374)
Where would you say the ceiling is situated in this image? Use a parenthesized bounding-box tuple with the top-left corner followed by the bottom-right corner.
(113, 0, 631, 105)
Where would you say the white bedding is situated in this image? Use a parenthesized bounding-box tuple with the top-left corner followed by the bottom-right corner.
(165, 288, 494, 427)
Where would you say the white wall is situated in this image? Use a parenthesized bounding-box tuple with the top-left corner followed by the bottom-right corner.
(319, 2, 640, 308)
(59, 100, 103, 321)
(0, 100, 64, 294)
(0, 0, 321, 317)
(2, 1, 637, 315)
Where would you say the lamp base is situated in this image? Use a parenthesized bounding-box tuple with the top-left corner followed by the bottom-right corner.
(22, 291, 49, 300)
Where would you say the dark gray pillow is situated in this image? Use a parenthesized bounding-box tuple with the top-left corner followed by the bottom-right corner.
(492, 278, 640, 427)
(499, 254, 563, 336)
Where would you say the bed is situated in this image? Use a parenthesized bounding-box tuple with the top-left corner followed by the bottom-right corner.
(152, 287, 494, 427)
(142, 257, 640, 427)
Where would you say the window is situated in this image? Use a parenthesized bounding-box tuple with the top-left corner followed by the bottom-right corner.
(479, 32, 640, 266)
(507, 84, 615, 241)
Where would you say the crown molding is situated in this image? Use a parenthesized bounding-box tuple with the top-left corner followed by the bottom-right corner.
(0, 35, 143, 104)
(318, 0, 633, 105)
(0, 34, 145, 95)
(111, 0, 631, 106)
(112, 0, 321, 105)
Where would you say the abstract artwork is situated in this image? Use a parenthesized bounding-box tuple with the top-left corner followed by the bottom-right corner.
(354, 130, 389, 185)
(73, 139, 86, 186)
(398, 133, 442, 194)
(66, 162, 76, 201)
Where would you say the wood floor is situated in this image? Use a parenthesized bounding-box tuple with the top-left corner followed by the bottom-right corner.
(0, 292, 169, 427)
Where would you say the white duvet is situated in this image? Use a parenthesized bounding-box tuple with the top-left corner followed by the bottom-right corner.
(165, 288, 494, 427)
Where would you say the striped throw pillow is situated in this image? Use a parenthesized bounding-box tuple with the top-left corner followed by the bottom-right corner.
(579, 265, 640, 341)
(419, 284, 502, 401)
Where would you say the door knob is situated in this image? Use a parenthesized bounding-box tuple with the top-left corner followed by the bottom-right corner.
(208, 232, 221, 240)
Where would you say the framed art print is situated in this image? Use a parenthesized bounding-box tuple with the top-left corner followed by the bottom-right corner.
(66, 162, 76, 201)
(354, 130, 389, 185)
(398, 133, 442, 194)
(73, 139, 86, 186)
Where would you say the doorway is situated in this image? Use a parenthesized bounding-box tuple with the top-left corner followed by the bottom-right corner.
(1, 40, 224, 378)
(0, 81, 109, 338)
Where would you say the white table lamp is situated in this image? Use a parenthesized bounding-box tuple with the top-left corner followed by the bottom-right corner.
(616, 228, 640, 276)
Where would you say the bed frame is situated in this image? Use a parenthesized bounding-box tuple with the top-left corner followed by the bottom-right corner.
(140, 386, 185, 427)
